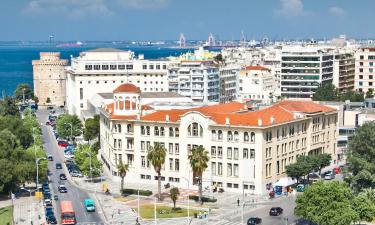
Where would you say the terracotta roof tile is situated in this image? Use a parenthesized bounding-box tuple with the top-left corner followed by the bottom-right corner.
(113, 84, 141, 93)
(244, 65, 270, 71)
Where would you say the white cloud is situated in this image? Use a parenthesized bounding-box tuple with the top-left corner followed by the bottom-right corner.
(275, 0, 310, 17)
(23, 0, 114, 19)
(329, 6, 345, 16)
(116, 0, 169, 9)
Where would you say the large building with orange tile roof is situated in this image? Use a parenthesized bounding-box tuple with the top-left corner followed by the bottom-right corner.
(99, 84, 338, 195)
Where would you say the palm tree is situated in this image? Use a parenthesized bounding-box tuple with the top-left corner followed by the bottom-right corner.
(188, 145, 209, 204)
(117, 161, 129, 193)
(147, 142, 166, 201)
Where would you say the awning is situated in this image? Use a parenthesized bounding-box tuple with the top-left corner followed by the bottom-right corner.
(273, 177, 296, 187)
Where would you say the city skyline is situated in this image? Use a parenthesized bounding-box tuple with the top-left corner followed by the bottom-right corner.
(1, 0, 375, 41)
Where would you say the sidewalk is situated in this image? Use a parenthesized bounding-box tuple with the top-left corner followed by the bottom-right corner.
(13, 196, 45, 225)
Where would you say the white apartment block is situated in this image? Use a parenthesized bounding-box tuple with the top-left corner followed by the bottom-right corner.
(219, 64, 240, 103)
(99, 83, 338, 195)
(281, 46, 334, 99)
(65, 48, 170, 118)
(332, 49, 355, 93)
(354, 47, 375, 93)
(168, 60, 220, 102)
(239, 66, 277, 104)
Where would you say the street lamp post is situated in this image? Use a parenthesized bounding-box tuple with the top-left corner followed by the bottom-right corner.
(85, 151, 93, 182)
(36, 157, 46, 189)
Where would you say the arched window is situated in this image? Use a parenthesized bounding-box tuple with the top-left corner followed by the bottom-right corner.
(234, 131, 239, 141)
(141, 126, 145, 135)
(188, 122, 203, 137)
(218, 130, 223, 140)
(175, 128, 179, 137)
(146, 126, 150, 135)
(244, 132, 249, 142)
(212, 130, 217, 140)
(154, 127, 159, 136)
(250, 132, 255, 142)
(127, 124, 132, 133)
(227, 131, 233, 141)
(169, 127, 174, 137)
(160, 127, 165, 136)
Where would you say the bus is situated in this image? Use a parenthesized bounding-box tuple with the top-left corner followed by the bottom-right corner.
(60, 201, 76, 225)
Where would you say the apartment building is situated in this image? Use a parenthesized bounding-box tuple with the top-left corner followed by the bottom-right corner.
(99, 83, 338, 195)
(354, 47, 375, 93)
(219, 64, 240, 103)
(332, 49, 355, 93)
(65, 48, 170, 118)
(239, 65, 278, 104)
(281, 46, 334, 99)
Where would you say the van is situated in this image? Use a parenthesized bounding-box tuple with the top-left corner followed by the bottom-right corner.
(84, 199, 95, 212)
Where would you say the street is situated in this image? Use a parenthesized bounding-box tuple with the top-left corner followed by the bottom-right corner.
(37, 109, 103, 224)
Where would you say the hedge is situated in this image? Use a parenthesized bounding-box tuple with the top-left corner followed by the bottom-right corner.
(189, 195, 217, 203)
(121, 188, 153, 196)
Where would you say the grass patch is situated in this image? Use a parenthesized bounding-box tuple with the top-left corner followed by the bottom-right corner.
(0, 206, 13, 225)
(134, 204, 203, 219)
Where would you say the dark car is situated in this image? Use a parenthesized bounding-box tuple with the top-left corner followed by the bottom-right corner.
(46, 214, 57, 224)
(269, 207, 283, 216)
(47, 155, 54, 161)
(59, 173, 67, 180)
(43, 192, 51, 200)
(45, 206, 54, 217)
(58, 185, 67, 193)
(47, 106, 54, 110)
(55, 163, 62, 169)
(247, 217, 262, 225)
(58, 140, 69, 148)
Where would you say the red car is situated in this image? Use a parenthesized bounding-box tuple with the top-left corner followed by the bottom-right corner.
(58, 141, 69, 148)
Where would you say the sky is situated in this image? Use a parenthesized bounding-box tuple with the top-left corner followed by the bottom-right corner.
(1, 0, 375, 41)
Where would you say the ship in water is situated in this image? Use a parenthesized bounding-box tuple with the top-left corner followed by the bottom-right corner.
(56, 41, 83, 48)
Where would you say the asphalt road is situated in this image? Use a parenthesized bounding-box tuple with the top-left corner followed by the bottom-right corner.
(37, 109, 103, 224)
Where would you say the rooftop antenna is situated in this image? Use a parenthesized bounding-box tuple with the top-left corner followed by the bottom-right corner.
(240, 30, 246, 47)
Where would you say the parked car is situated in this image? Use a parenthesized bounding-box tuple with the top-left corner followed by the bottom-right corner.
(58, 185, 68, 193)
(46, 214, 57, 224)
(71, 170, 83, 177)
(84, 199, 95, 212)
(47, 155, 54, 161)
(58, 140, 69, 148)
(247, 217, 262, 225)
(324, 173, 335, 180)
(269, 207, 283, 216)
(46, 121, 50, 125)
(64, 153, 75, 159)
(59, 173, 67, 180)
(44, 199, 52, 207)
(55, 163, 62, 169)
(43, 192, 51, 200)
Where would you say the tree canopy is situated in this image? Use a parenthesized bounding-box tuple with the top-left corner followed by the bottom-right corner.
(366, 88, 374, 99)
(313, 83, 364, 102)
(56, 114, 83, 140)
(0, 96, 19, 117)
(74, 144, 103, 178)
(84, 115, 100, 143)
(14, 83, 34, 102)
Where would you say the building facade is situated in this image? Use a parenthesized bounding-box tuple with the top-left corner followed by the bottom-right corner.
(168, 60, 220, 103)
(332, 49, 355, 93)
(239, 66, 277, 104)
(99, 84, 338, 195)
(65, 48, 170, 118)
(32, 52, 68, 106)
(219, 64, 240, 103)
(281, 46, 334, 99)
(354, 47, 375, 93)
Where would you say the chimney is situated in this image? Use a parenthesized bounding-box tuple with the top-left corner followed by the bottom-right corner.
(225, 117, 230, 125)
(270, 116, 275, 124)
(166, 114, 170, 122)
(258, 118, 262, 127)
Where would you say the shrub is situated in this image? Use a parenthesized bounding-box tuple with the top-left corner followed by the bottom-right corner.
(189, 195, 217, 203)
(121, 188, 153, 196)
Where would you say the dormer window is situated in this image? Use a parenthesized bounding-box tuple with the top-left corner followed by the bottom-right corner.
(188, 123, 203, 137)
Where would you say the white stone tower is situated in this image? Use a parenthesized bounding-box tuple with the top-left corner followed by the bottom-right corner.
(32, 52, 68, 106)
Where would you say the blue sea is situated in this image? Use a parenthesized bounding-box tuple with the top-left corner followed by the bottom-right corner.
(0, 42, 194, 96)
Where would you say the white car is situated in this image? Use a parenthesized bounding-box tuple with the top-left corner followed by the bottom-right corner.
(64, 153, 75, 159)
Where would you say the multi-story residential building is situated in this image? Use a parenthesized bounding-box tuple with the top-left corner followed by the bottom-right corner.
(168, 60, 220, 102)
(239, 66, 277, 104)
(99, 83, 338, 195)
(280, 46, 334, 99)
(332, 49, 355, 93)
(219, 64, 240, 103)
(354, 46, 375, 93)
(65, 48, 170, 118)
(32, 52, 68, 106)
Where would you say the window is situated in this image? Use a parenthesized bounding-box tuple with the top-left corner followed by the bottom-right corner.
(169, 158, 173, 171)
(118, 64, 125, 70)
(265, 131, 272, 142)
(211, 162, 216, 175)
(227, 131, 233, 141)
(218, 163, 223, 175)
(80, 88, 83, 100)
(141, 126, 145, 135)
(141, 141, 145, 152)
(141, 156, 146, 168)
(250, 149, 255, 159)
(149, 65, 154, 69)
(234, 148, 239, 160)
(175, 144, 179, 155)
(218, 147, 223, 158)
(250, 132, 255, 142)
(211, 130, 217, 140)
(85, 65, 92, 70)
(211, 146, 217, 157)
(110, 65, 117, 70)
(126, 124, 132, 133)
(188, 123, 203, 137)
(244, 132, 249, 142)
(126, 64, 133, 70)
(102, 65, 109, 70)
(234, 164, 239, 177)
(169, 143, 173, 155)
(156, 65, 161, 70)
(175, 128, 179, 137)
(146, 126, 150, 135)
(175, 159, 179, 171)
(234, 131, 239, 141)
(243, 148, 249, 159)
(169, 127, 174, 137)
(227, 164, 232, 177)
(94, 65, 100, 70)
(154, 127, 159, 136)
(227, 147, 232, 159)
(143, 64, 147, 69)
(218, 130, 223, 140)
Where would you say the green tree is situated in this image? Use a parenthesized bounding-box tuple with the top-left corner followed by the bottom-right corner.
(170, 187, 180, 210)
(311, 153, 332, 175)
(147, 142, 166, 201)
(295, 181, 358, 225)
(74, 144, 102, 178)
(366, 88, 374, 99)
(352, 193, 375, 224)
(339, 90, 364, 102)
(84, 115, 100, 143)
(14, 83, 34, 102)
(188, 146, 209, 204)
(347, 122, 375, 192)
(0, 116, 33, 148)
(56, 114, 83, 140)
(214, 54, 224, 64)
(117, 161, 129, 192)
(46, 97, 51, 104)
(312, 83, 338, 101)
(362, 188, 375, 204)
(286, 162, 306, 185)
(0, 96, 19, 117)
